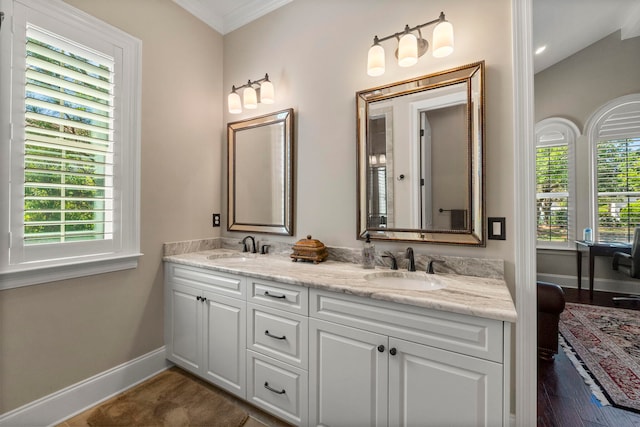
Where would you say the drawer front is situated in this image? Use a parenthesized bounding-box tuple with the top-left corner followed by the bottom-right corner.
(247, 350, 308, 427)
(247, 303, 308, 369)
(249, 278, 308, 315)
(310, 289, 503, 363)
(168, 263, 245, 298)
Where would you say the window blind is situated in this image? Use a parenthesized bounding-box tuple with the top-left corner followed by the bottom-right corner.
(536, 143, 570, 242)
(367, 166, 387, 227)
(24, 25, 114, 245)
(596, 138, 640, 242)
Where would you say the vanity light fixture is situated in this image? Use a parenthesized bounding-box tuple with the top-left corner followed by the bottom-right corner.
(367, 11, 454, 77)
(369, 154, 386, 165)
(228, 73, 275, 114)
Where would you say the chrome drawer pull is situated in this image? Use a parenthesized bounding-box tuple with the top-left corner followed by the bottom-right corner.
(264, 291, 286, 299)
(265, 330, 287, 340)
(264, 382, 286, 394)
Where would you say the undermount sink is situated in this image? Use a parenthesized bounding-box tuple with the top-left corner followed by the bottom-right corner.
(363, 271, 447, 291)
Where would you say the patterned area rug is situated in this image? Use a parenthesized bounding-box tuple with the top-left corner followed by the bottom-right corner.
(559, 303, 640, 413)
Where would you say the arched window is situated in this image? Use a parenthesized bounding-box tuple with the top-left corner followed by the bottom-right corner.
(586, 94, 640, 243)
(535, 117, 580, 248)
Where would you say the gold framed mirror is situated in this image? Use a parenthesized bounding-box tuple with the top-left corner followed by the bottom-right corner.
(228, 108, 294, 235)
(357, 61, 485, 245)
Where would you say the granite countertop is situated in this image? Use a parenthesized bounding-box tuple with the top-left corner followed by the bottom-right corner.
(164, 249, 517, 323)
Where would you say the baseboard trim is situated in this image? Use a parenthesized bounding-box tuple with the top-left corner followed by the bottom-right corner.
(537, 272, 640, 295)
(0, 346, 172, 427)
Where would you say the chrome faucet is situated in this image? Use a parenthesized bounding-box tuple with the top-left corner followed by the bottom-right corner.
(405, 247, 416, 272)
(241, 235, 257, 253)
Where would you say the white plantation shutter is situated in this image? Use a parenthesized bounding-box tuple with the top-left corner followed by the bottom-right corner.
(24, 26, 115, 245)
(0, 0, 141, 289)
(535, 118, 579, 249)
(587, 94, 640, 244)
(595, 138, 640, 242)
(536, 143, 569, 241)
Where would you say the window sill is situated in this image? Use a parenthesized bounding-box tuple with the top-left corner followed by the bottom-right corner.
(0, 253, 143, 291)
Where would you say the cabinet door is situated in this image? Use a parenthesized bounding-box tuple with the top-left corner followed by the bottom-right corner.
(166, 282, 202, 375)
(202, 290, 246, 398)
(388, 338, 503, 427)
(309, 319, 387, 427)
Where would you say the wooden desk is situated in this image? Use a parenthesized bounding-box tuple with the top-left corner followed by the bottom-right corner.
(575, 240, 632, 299)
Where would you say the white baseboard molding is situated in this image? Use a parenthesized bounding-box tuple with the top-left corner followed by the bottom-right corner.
(0, 346, 172, 427)
(537, 273, 640, 295)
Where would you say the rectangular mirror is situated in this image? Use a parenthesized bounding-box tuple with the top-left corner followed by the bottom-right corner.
(357, 61, 485, 245)
(228, 108, 294, 235)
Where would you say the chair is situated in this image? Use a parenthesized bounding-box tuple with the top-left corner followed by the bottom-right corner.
(537, 281, 566, 361)
(612, 227, 640, 304)
(612, 227, 640, 279)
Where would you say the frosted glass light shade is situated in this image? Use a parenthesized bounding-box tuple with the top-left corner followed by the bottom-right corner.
(260, 80, 275, 104)
(228, 92, 242, 114)
(367, 44, 385, 76)
(398, 33, 418, 67)
(432, 21, 454, 58)
(243, 86, 257, 109)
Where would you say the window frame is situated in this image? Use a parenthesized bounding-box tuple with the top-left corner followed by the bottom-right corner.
(586, 94, 640, 243)
(534, 117, 580, 249)
(0, 0, 142, 290)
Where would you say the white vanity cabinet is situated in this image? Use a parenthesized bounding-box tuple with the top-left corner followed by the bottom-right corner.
(164, 260, 513, 427)
(164, 263, 247, 399)
(309, 289, 510, 427)
(245, 277, 310, 426)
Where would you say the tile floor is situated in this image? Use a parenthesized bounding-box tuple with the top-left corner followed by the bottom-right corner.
(56, 367, 292, 427)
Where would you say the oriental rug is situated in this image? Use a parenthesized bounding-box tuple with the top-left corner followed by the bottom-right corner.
(559, 302, 640, 413)
(83, 367, 249, 426)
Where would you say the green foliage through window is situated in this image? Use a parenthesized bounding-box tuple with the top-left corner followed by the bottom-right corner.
(536, 144, 569, 242)
(24, 27, 114, 245)
(596, 138, 640, 243)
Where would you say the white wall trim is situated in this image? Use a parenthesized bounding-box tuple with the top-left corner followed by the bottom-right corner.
(0, 347, 171, 427)
(537, 272, 640, 295)
(512, 0, 537, 425)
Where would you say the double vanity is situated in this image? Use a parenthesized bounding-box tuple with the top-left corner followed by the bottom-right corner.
(169, 56, 507, 427)
(163, 241, 516, 427)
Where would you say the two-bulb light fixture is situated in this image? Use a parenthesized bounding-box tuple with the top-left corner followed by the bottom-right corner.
(369, 154, 386, 166)
(228, 73, 275, 114)
(367, 12, 454, 77)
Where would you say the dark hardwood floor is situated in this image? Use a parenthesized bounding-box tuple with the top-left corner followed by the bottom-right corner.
(537, 288, 640, 427)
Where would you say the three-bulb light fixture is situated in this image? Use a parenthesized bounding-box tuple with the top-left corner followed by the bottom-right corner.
(367, 12, 454, 77)
(228, 73, 274, 114)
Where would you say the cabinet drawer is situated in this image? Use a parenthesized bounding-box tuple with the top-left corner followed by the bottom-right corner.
(247, 350, 308, 427)
(168, 263, 245, 298)
(248, 278, 308, 315)
(247, 303, 308, 369)
(310, 289, 504, 363)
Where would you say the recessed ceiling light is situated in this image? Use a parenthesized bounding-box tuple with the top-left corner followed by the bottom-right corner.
(535, 45, 547, 55)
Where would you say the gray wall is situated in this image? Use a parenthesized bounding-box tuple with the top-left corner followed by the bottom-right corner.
(0, 0, 223, 413)
(535, 31, 640, 289)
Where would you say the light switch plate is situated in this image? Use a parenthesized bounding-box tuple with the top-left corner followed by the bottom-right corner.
(488, 217, 506, 240)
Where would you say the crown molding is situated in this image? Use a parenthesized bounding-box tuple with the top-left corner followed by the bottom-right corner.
(173, 0, 292, 35)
